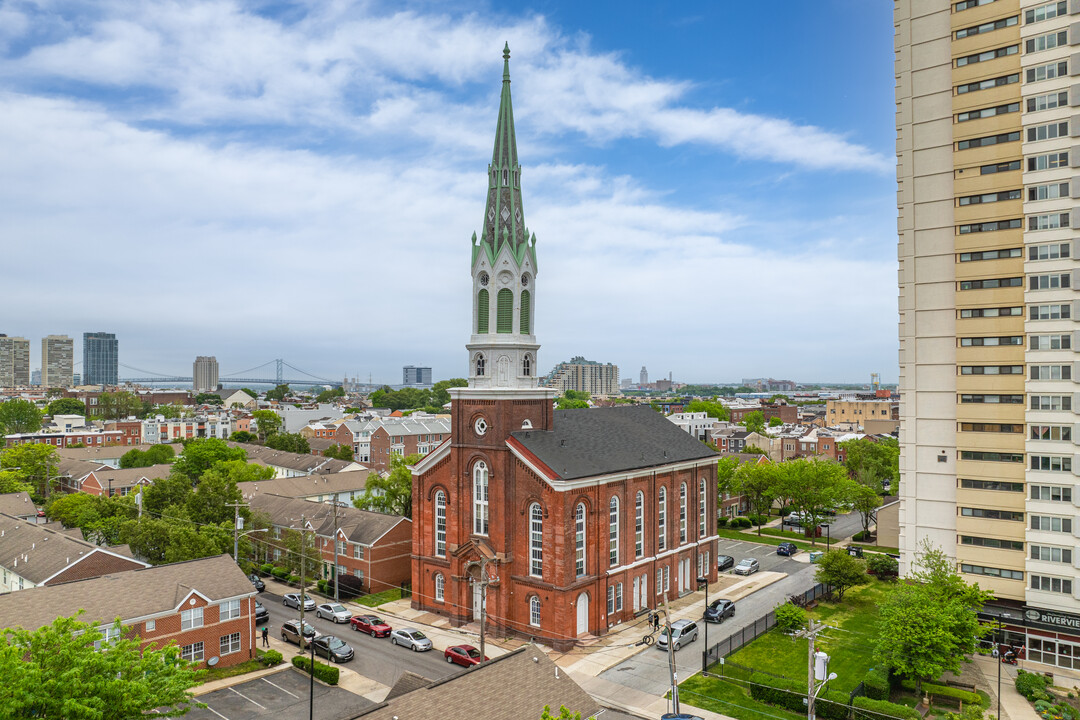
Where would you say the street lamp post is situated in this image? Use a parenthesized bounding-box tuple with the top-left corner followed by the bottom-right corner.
(698, 576, 709, 672)
(821, 524, 831, 552)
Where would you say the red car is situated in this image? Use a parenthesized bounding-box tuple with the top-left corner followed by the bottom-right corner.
(350, 614, 392, 638)
(444, 645, 488, 667)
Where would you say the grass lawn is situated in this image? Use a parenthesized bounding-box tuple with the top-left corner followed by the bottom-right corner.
(355, 588, 403, 607)
(702, 581, 889, 694)
(680, 674, 806, 720)
(198, 650, 281, 684)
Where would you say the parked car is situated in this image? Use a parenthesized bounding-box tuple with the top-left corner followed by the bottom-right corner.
(444, 644, 488, 667)
(655, 619, 699, 651)
(703, 598, 736, 624)
(785, 512, 808, 525)
(776, 542, 799, 557)
(316, 603, 352, 623)
(312, 635, 355, 663)
(661, 714, 705, 720)
(280, 619, 319, 647)
(283, 593, 315, 611)
(716, 555, 735, 572)
(390, 628, 433, 652)
(254, 601, 269, 624)
(351, 614, 392, 638)
(36, 509, 45, 518)
(249, 573, 265, 592)
(733, 558, 759, 575)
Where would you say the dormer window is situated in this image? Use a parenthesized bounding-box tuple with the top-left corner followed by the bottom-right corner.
(503, 169, 509, 186)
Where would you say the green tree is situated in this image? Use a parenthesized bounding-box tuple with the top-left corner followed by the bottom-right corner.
(814, 549, 869, 601)
(194, 393, 223, 405)
(251, 409, 282, 442)
(185, 462, 252, 526)
(685, 399, 730, 421)
(768, 416, 783, 427)
(265, 384, 291, 401)
(778, 458, 856, 545)
(324, 444, 354, 462)
(315, 387, 346, 403)
(733, 460, 777, 535)
(119, 515, 230, 565)
(0, 613, 203, 719)
(540, 705, 582, 720)
(46, 397, 86, 416)
(556, 390, 590, 410)
(0, 398, 43, 435)
(741, 410, 765, 434)
(265, 432, 310, 454)
(119, 444, 175, 469)
(141, 474, 196, 518)
(172, 438, 246, 481)
(0, 443, 60, 498)
(96, 391, 144, 420)
(240, 388, 259, 400)
(354, 453, 421, 518)
(840, 437, 899, 490)
(229, 430, 256, 442)
(431, 378, 469, 407)
(45, 492, 136, 545)
(851, 480, 882, 536)
(279, 526, 323, 575)
(742, 445, 767, 455)
(0, 470, 30, 495)
(716, 455, 740, 498)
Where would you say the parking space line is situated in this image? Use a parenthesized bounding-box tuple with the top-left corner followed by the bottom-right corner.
(203, 705, 230, 720)
(261, 678, 300, 699)
(229, 687, 266, 709)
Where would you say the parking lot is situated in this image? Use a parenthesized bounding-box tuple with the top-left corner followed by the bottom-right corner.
(179, 668, 374, 720)
(714, 537, 807, 575)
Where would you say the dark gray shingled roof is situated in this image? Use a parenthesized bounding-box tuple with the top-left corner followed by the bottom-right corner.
(511, 404, 718, 481)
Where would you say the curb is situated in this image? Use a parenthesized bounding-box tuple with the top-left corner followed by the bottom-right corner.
(191, 662, 293, 696)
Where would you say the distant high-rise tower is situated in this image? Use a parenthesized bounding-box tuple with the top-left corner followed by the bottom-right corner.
(639, 366, 648, 386)
(193, 356, 219, 393)
(41, 335, 74, 388)
(83, 332, 118, 386)
(0, 336, 30, 388)
(402, 365, 432, 387)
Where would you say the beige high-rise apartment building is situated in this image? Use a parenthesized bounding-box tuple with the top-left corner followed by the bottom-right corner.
(41, 335, 74, 388)
(541, 356, 620, 396)
(898, 0, 1080, 668)
(193, 356, 219, 394)
(0, 336, 30, 388)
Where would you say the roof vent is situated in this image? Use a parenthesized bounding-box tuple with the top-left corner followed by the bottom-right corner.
(560, 439, 566, 447)
(521, 419, 533, 430)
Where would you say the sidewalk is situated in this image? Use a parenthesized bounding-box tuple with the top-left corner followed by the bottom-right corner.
(967, 654, 1044, 720)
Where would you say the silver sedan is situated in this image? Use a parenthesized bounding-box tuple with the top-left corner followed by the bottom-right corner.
(390, 628, 433, 652)
(316, 603, 352, 623)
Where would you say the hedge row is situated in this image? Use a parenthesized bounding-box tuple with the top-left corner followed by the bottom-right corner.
(922, 683, 983, 708)
(852, 696, 921, 720)
(862, 668, 889, 701)
(817, 690, 852, 720)
(292, 655, 340, 685)
(747, 672, 850, 720)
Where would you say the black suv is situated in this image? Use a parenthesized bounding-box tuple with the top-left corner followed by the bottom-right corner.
(703, 598, 736, 624)
(254, 601, 269, 624)
(249, 573, 265, 592)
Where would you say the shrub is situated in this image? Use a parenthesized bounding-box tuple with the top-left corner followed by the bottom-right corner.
(317, 580, 328, 594)
(287, 575, 300, 585)
(852, 696, 921, 720)
(867, 554, 898, 577)
(775, 602, 807, 633)
(733, 517, 752, 528)
(260, 563, 274, 575)
(863, 668, 890, 701)
(292, 655, 339, 685)
(259, 650, 283, 667)
(818, 690, 851, 720)
(717, 517, 729, 528)
(1016, 670, 1053, 701)
(922, 683, 983, 708)
(748, 672, 806, 713)
(272, 567, 289, 580)
(336, 573, 366, 599)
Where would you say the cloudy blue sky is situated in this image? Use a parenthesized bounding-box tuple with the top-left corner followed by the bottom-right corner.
(0, 1, 896, 386)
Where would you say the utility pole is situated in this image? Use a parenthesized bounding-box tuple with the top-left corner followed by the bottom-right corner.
(465, 557, 496, 666)
(661, 594, 680, 715)
(796, 620, 836, 720)
(330, 502, 340, 602)
(227, 502, 248, 563)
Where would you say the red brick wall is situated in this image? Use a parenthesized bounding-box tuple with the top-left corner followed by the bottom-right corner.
(315, 521, 412, 595)
(46, 551, 146, 585)
(127, 593, 257, 668)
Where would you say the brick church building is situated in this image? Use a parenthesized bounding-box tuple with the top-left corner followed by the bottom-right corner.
(411, 45, 719, 651)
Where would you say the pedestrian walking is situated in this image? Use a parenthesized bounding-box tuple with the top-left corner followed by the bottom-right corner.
(261, 625, 269, 648)
(653, 611, 660, 632)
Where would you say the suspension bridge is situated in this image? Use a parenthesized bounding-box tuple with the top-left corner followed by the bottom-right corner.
(118, 359, 342, 387)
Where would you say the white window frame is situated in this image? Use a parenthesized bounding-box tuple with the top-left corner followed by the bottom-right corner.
(679, 482, 688, 544)
(699, 479, 707, 538)
(634, 491, 644, 558)
(529, 596, 541, 627)
(180, 607, 203, 631)
(530, 503, 543, 577)
(181, 641, 204, 662)
(473, 461, 489, 536)
(435, 490, 446, 557)
(434, 573, 444, 602)
(657, 487, 667, 552)
(220, 632, 241, 656)
(609, 496, 619, 567)
(575, 503, 586, 578)
(218, 599, 240, 621)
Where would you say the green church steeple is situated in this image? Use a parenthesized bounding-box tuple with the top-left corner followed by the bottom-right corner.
(473, 43, 537, 271)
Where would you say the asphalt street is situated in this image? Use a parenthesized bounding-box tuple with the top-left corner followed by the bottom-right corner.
(599, 538, 820, 697)
(260, 590, 464, 687)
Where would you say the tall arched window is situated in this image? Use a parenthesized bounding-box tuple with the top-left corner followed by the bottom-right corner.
(496, 289, 513, 333)
(477, 289, 489, 334)
(679, 482, 688, 544)
(434, 572, 445, 602)
(529, 595, 541, 627)
(473, 461, 489, 535)
(475, 353, 486, 377)
(503, 168, 509, 185)
(522, 354, 531, 376)
(520, 289, 531, 334)
(575, 503, 586, 577)
(434, 490, 446, 557)
(530, 503, 543, 577)
(634, 490, 644, 558)
(609, 496, 620, 567)
(657, 487, 667, 552)
(699, 479, 707, 538)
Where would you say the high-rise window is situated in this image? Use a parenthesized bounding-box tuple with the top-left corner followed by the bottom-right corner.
(473, 461, 489, 535)
(575, 503, 586, 577)
(657, 488, 667, 552)
(435, 490, 446, 556)
(609, 496, 619, 567)
(530, 503, 543, 577)
(634, 491, 644, 558)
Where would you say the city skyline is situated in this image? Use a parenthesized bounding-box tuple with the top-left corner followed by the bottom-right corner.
(0, 1, 896, 381)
